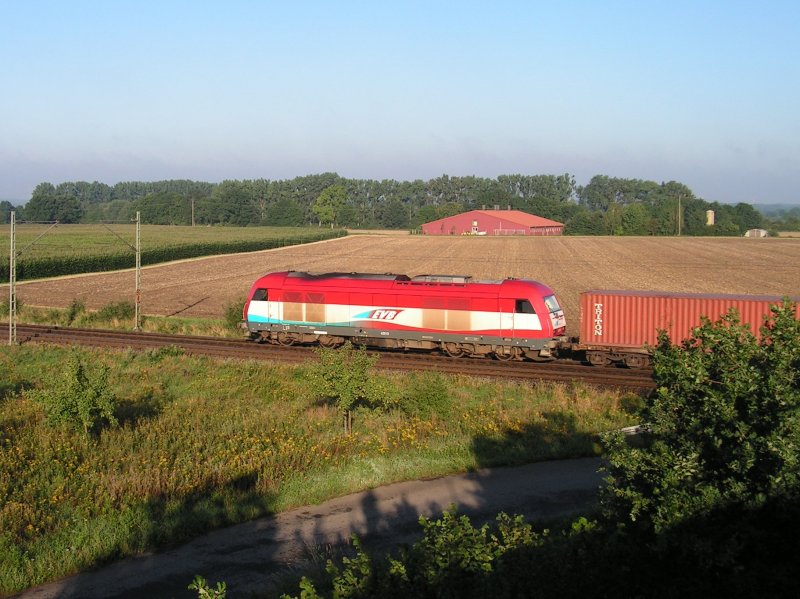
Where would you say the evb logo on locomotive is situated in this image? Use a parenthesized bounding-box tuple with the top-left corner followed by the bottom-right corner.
(369, 309, 403, 321)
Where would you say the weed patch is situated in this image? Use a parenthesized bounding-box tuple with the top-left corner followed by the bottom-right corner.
(0, 344, 634, 595)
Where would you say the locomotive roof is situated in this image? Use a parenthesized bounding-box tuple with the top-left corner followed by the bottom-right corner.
(269, 271, 550, 292)
(286, 271, 410, 281)
(284, 271, 483, 285)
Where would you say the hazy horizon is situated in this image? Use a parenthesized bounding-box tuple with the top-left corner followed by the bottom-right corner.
(2, 2, 798, 205)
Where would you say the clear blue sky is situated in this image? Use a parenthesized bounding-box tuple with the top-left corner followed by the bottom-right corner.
(1, 1, 798, 204)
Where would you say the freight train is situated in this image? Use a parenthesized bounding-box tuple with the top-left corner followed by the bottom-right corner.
(566, 290, 800, 368)
(243, 270, 567, 361)
(242, 271, 799, 368)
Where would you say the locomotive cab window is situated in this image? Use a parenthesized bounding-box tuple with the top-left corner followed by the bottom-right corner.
(252, 288, 268, 301)
(543, 295, 561, 313)
(515, 299, 535, 314)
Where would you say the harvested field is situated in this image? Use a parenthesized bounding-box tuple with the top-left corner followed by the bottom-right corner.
(10, 235, 800, 335)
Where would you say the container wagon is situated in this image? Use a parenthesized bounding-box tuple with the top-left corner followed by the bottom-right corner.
(570, 290, 800, 368)
(243, 271, 567, 361)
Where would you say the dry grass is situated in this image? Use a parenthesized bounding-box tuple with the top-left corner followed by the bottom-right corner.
(10, 235, 800, 335)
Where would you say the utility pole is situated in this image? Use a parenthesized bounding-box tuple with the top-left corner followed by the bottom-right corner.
(8, 211, 15, 345)
(101, 215, 142, 331)
(191, 197, 195, 227)
(7, 212, 58, 344)
(134, 211, 141, 330)
(677, 194, 682, 236)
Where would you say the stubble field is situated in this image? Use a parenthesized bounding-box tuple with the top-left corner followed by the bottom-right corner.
(12, 234, 800, 335)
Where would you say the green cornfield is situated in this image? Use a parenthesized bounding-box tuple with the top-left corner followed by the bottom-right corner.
(0, 224, 346, 280)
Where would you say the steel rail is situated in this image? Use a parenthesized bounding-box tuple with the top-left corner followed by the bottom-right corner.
(10, 324, 655, 392)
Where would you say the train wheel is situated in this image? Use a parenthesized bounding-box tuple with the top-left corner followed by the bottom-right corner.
(494, 347, 517, 361)
(587, 351, 611, 366)
(443, 342, 465, 358)
(624, 354, 649, 369)
(318, 335, 344, 349)
(277, 332, 296, 346)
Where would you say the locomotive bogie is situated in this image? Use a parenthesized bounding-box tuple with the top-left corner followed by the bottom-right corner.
(582, 348, 650, 368)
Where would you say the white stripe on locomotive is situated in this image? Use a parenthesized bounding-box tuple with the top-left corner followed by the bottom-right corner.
(248, 300, 543, 332)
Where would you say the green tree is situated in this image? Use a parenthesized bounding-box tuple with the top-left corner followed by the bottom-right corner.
(378, 198, 409, 229)
(309, 341, 378, 434)
(621, 203, 650, 235)
(577, 175, 621, 211)
(0, 200, 14, 224)
(266, 197, 305, 226)
(602, 202, 624, 235)
(564, 208, 604, 235)
(131, 191, 191, 225)
(498, 174, 576, 216)
(733, 202, 763, 232)
(23, 194, 84, 223)
(29, 182, 56, 199)
(312, 184, 348, 227)
(203, 180, 258, 225)
(601, 300, 800, 534)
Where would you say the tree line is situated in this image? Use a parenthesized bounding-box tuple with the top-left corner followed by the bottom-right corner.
(3, 172, 790, 235)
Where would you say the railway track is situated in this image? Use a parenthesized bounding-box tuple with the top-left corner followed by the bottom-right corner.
(9, 324, 656, 393)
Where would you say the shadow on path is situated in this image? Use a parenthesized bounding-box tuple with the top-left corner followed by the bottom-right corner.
(14, 428, 603, 598)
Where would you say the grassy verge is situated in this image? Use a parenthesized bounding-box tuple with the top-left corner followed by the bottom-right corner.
(8, 300, 246, 338)
(0, 344, 638, 595)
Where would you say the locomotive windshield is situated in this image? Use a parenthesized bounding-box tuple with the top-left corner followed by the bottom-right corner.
(543, 295, 561, 313)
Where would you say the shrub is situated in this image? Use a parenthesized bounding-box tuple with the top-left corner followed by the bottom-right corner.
(309, 342, 378, 434)
(601, 300, 800, 534)
(95, 300, 135, 321)
(224, 296, 246, 332)
(0, 296, 23, 315)
(283, 509, 545, 599)
(65, 298, 85, 325)
(188, 575, 227, 598)
(27, 354, 118, 436)
(402, 371, 452, 418)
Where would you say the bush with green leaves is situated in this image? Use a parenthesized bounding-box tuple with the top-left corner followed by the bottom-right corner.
(601, 299, 800, 533)
(283, 509, 545, 599)
(27, 354, 118, 436)
(402, 371, 453, 419)
(309, 341, 379, 434)
(188, 575, 227, 598)
(95, 300, 135, 321)
(224, 296, 246, 332)
(65, 297, 85, 325)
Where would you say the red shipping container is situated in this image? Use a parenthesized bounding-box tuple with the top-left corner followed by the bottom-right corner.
(579, 290, 800, 349)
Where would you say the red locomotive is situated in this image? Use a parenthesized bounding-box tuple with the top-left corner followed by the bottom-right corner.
(243, 271, 567, 361)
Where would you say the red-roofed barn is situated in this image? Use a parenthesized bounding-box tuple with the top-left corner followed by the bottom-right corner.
(421, 209, 564, 236)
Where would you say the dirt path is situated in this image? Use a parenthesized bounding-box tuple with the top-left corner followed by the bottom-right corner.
(13, 458, 603, 599)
